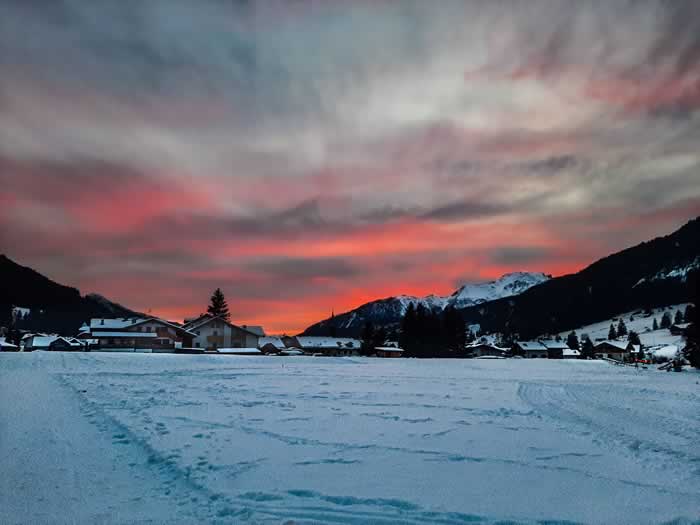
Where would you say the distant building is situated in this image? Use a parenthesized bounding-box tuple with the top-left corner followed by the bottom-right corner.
(513, 341, 549, 358)
(540, 340, 570, 359)
(594, 340, 633, 361)
(258, 336, 286, 354)
(48, 337, 86, 352)
(561, 348, 581, 359)
(295, 336, 361, 356)
(183, 315, 260, 351)
(24, 335, 61, 351)
(466, 343, 508, 358)
(86, 317, 195, 351)
(374, 346, 404, 358)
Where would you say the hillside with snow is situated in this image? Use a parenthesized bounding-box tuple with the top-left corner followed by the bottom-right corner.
(303, 272, 549, 336)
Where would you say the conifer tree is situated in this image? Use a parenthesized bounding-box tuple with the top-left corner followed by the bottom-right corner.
(628, 330, 641, 346)
(674, 310, 684, 325)
(652, 318, 659, 330)
(361, 321, 375, 355)
(617, 319, 628, 337)
(581, 336, 595, 359)
(608, 323, 617, 340)
(684, 304, 695, 323)
(566, 331, 580, 350)
(207, 288, 230, 321)
(660, 311, 672, 329)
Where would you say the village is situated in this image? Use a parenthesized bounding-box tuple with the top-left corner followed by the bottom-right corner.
(1, 299, 693, 368)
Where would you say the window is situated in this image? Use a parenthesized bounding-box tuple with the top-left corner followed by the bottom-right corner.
(195, 342, 200, 348)
(213, 330, 218, 336)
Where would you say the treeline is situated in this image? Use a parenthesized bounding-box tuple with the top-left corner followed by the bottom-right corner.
(398, 303, 467, 358)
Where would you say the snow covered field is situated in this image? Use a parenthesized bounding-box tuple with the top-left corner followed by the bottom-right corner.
(1, 353, 698, 524)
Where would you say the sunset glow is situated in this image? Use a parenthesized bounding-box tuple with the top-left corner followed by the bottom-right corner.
(2, 1, 699, 333)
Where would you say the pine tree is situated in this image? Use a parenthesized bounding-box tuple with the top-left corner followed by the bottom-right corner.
(566, 331, 580, 350)
(660, 311, 672, 329)
(581, 336, 595, 359)
(652, 318, 659, 330)
(617, 319, 628, 337)
(608, 323, 617, 340)
(207, 288, 230, 321)
(628, 330, 641, 346)
(361, 321, 375, 355)
(674, 310, 684, 325)
(684, 304, 695, 323)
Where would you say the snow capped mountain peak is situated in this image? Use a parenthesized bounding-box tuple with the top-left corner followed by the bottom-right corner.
(446, 272, 550, 309)
(389, 272, 549, 313)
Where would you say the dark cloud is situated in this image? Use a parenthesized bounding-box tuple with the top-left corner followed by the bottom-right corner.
(519, 155, 579, 173)
(421, 201, 512, 222)
(489, 246, 553, 266)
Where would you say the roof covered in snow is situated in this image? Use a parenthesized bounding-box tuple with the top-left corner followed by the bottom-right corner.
(280, 349, 304, 355)
(184, 315, 262, 337)
(0, 338, 18, 348)
(259, 336, 285, 349)
(90, 318, 144, 330)
(27, 335, 61, 348)
(217, 348, 262, 354)
(296, 336, 360, 349)
(540, 340, 570, 350)
(515, 341, 547, 351)
(562, 348, 581, 357)
(375, 346, 404, 352)
(594, 340, 630, 351)
(241, 325, 265, 336)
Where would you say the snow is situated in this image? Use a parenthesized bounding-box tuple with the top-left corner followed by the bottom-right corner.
(447, 271, 550, 309)
(26, 335, 61, 348)
(217, 348, 262, 355)
(0, 338, 18, 349)
(650, 345, 680, 360)
(296, 336, 361, 349)
(90, 317, 143, 329)
(396, 272, 550, 313)
(557, 303, 690, 348)
(258, 336, 285, 349)
(1, 353, 698, 524)
(515, 341, 547, 351)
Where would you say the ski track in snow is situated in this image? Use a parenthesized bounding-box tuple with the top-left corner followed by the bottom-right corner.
(1, 353, 699, 525)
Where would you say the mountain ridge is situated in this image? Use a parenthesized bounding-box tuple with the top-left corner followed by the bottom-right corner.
(302, 271, 550, 336)
(302, 217, 699, 338)
(0, 254, 140, 335)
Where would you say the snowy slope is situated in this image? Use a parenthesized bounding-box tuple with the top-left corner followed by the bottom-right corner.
(556, 303, 690, 349)
(2, 352, 698, 524)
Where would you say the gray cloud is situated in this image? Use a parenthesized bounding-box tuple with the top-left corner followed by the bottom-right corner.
(489, 247, 553, 266)
(246, 257, 361, 280)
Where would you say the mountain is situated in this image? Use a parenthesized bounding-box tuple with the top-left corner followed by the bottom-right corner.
(0, 255, 139, 335)
(458, 217, 700, 339)
(302, 272, 550, 337)
(446, 272, 550, 309)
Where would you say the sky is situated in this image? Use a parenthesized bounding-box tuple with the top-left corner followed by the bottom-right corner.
(1, 0, 700, 334)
